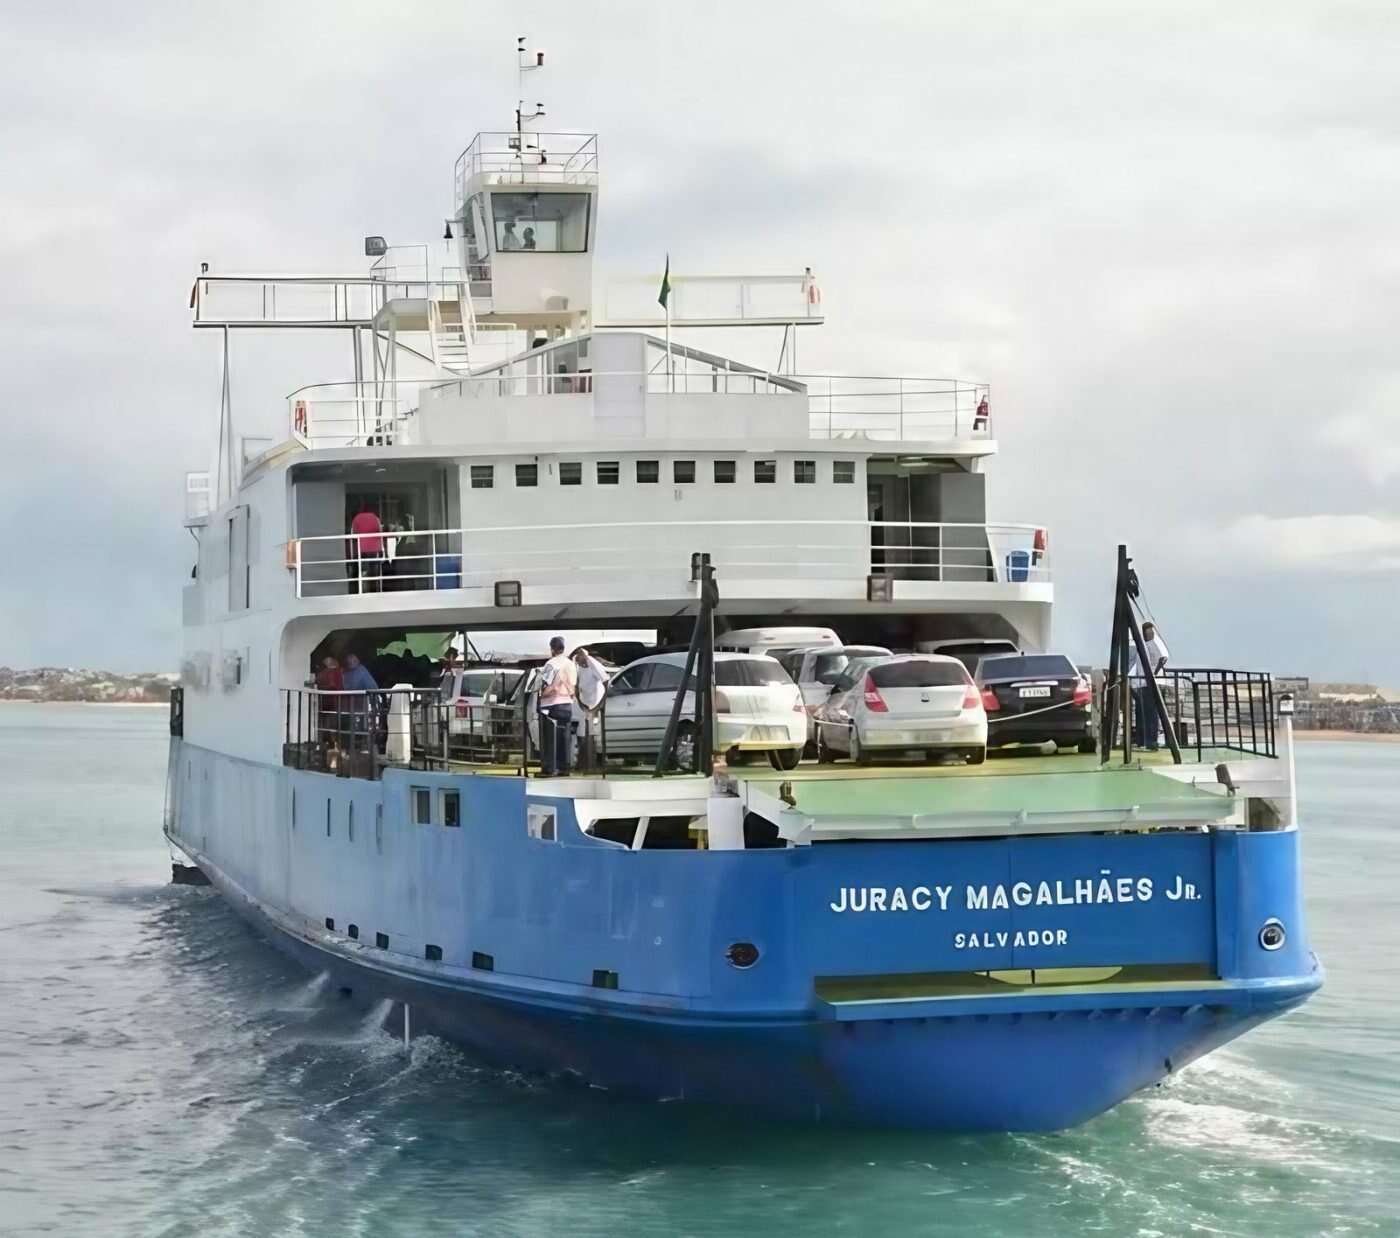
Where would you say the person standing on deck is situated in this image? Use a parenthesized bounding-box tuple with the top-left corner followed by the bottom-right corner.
(350, 507, 384, 593)
(537, 636, 578, 776)
(315, 655, 344, 748)
(1129, 621, 1170, 750)
(341, 653, 381, 754)
(573, 647, 609, 771)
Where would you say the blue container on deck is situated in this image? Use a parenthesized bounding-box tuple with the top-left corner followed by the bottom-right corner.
(1005, 549, 1030, 582)
(434, 554, 462, 589)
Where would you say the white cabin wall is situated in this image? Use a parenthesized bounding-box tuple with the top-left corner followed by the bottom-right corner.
(182, 470, 296, 764)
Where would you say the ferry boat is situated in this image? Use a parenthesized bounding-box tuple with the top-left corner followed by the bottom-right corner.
(165, 58, 1321, 1130)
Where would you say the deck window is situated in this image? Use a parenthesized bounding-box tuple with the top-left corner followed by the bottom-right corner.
(559, 462, 582, 486)
(470, 465, 494, 489)
(443, 790, 461, 828)
(596, 461, 620, 485)
(833, 460, 856, 484)
(714, 460, 736, 484)
(375, 932, 389, 949)
(673, 460, 696, 484)
(794, 460, 816, 484)
(515, 463, 538, 487)
(412, 787, 432, 825)
(636, 460, 660, 483)
(754, 460, 776, 484)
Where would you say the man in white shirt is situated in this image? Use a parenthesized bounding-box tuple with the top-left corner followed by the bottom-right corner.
(537, 636, 578, 775)
(1128, 622, 1170, 750)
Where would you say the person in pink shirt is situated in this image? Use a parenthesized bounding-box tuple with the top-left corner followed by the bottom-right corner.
(537, 636, 578, 775)
(349, 507, 383, 593)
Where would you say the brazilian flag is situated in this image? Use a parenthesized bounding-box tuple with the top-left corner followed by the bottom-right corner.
(658, 255, 671, 309)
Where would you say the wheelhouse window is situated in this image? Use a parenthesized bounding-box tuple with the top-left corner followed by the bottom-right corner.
(597, 461, 620, 485)
(559, 462, 582, 486)
(636, 460, 659, 483)
(754, 460, 776, 484)
(713, 460, 736, 484)
(491, 192, 591, 253)
(833, 460, 856, 484)
(673, 460, 696, 484)
(794, 460, 816, 484)
(470, 464, 494, 489)
(443, 790, 461, 828)
(515, 463, 538, 487)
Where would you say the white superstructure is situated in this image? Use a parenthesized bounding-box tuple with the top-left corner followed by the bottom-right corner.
(180, 82, 1051, 765)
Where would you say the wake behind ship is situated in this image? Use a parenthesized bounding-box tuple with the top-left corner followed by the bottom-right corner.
(166, 54, 1320, 1130)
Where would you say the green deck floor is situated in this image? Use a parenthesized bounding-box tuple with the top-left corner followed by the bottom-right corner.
(733, 748, 1242, 822)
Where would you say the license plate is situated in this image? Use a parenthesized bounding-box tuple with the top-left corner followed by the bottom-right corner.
(1019, 686, 1051, 699)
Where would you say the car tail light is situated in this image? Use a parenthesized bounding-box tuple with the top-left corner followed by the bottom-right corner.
(980, 688, 1000, 712)
(1072, 679, 1092, 707)
(713, 688, 732, 713)
(863, 675, 888, 712)
(792, 693, 806, 713)
(962, 684, 981, 711)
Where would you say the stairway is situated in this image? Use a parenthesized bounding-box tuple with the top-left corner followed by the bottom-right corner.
(432, 301, 472, 373)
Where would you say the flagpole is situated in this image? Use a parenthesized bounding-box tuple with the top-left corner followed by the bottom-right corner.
(666, 294, 673, 394)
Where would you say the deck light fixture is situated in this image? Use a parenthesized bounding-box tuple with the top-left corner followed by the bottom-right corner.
(364, 235, 387, 257)
(867, 574, 894, 603)
(494, 580, 522, 607)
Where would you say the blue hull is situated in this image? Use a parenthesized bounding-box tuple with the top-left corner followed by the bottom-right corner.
(170, 747, 1322, 1130)
(206, 868, 1318, 1131)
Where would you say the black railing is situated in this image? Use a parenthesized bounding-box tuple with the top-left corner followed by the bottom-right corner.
(280, 687, 613, 780)
(1107, 669, 1276, 760)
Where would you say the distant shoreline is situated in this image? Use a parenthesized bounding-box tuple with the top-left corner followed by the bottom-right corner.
(0, 700, 167, 708)
(1295, 729, 1400, 744)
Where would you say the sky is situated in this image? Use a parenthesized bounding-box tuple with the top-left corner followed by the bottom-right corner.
(1, 1, 1397, 682)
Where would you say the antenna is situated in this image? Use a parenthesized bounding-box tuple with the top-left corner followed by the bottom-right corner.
(514, 35, 546, 156)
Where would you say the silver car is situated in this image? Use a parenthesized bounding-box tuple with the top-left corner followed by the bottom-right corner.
(601, 652, 808, 770)
(815, 654, 988, 765)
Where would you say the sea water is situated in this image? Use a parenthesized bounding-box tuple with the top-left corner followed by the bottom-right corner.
(1, 704, 1395, 1236)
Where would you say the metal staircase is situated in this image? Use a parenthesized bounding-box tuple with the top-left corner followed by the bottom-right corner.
(430, 299, 473, 373)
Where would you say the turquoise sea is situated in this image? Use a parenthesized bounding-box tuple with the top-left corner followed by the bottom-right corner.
(1, 704, 1396, 1236)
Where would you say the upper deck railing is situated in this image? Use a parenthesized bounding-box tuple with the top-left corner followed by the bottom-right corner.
(290, 519, 1048, 598)
(453, 131, 599, 198)
(287, 373, 993, 448)
(191, 274, 468, 328)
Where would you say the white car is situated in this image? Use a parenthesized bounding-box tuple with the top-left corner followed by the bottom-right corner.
(601, 652, 808, 770)
(714, 625, 841, 658)
(815, 654, 988, 765)
(438, 666, 526, 738)
(777, 644, 894, 742)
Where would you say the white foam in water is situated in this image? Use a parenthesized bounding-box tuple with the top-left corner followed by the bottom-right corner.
(356, 997, 395, 1040)
(287, 970, 331, 1009)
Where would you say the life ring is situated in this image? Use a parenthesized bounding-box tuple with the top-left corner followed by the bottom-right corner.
(293, 399, 308, 436)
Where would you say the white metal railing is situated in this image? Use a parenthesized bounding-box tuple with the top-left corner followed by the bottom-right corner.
(289, 367, 993, 447)
(454, 132, 599, 198)
(288, 381, 430, 449)
(602, 273, 821, 327)
(191, 270, 494, 328)
(291, 520, 1048, 598)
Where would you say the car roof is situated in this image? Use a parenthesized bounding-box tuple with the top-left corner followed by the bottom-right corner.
(977, 652, 1079, 678)
(630, 651, 781, 668)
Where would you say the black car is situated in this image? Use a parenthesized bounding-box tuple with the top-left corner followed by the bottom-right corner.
(975, 653, 1095, 753)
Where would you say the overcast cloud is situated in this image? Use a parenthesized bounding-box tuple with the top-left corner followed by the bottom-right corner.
(1, 1, 1397, 682)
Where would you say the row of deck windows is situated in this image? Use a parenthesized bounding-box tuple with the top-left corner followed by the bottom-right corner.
(469, 459, 857, 489)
